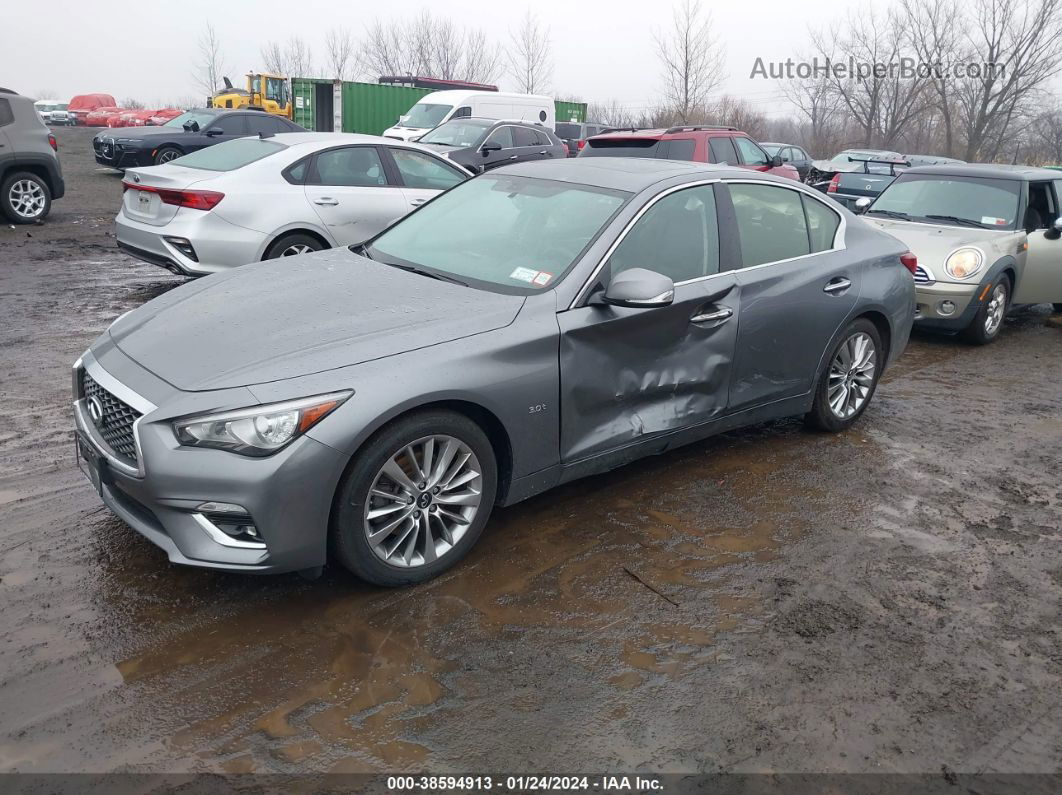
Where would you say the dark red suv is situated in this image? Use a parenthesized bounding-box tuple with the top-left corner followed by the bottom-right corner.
(579, 125, 800, 181)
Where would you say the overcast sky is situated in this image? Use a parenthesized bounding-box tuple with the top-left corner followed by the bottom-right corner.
(4, 0, 1059, 112)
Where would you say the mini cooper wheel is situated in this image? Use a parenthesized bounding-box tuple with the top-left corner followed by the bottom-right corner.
(1, 171, 51, 224)
(331, 410, 498, 586)
(806, 319, 883, 432)
(962, 276, 1009, 345)
(264, 233, 325, 260)
(153, 146, 182, 165)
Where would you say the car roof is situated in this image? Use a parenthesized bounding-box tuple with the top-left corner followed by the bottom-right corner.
(591, 126, 745, 141)
(904, 163, 1061, 180)
(761, 142, 798, 147)
(495, 157, 776, 192)
(267, 132, 461, 155)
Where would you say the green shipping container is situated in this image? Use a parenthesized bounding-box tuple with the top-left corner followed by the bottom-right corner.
(555, 101, 587, 123)
(291, 77, 339, 131)
(341, 82, 431, 136)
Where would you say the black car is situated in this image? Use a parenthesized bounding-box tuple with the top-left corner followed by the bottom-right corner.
(762, 142, 813, 180)
(415, 117, 568, 173)
(555, 121, 607, 156)
(92, 108, 305, 169)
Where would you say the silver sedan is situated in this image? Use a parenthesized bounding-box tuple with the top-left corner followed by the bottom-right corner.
(114, 133, 471, 276)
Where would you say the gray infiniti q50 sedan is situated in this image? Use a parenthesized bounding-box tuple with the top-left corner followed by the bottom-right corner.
(73, 158, 915, 585)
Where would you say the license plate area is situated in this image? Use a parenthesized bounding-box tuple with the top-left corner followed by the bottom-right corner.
(76, 432, 106, 496)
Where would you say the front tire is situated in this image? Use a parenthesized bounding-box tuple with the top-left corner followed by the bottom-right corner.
(961, 276, 1009, 345)
(330, 410, 498, 586)
(805, 319, 883, 432)
(264, 233, 325, 259)
(2, 171, 51, 224)
(153, 146, 182, 165)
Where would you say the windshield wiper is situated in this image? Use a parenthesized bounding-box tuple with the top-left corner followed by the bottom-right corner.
(867, 209, 910, 220)
(381, 260, 468, 287)
(924, 214, 989, 229)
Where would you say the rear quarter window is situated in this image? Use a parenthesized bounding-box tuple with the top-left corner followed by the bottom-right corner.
(666, 139, 696, 161)
(171, 138, 286, 172)
(0, 99, 13, 127)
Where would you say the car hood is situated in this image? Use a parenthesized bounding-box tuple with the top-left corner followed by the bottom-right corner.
(865, 217, 1013, 269)
(97, 126, 181, 141)
(109, 248, 525, 391)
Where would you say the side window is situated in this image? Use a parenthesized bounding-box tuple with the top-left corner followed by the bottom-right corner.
(284, 157, 310, 185)
(311, 147, 388, 187)
(209, 115, 248, 135)
(794, 147, 809, 161)
(0, 99, 13, 127)
(781, 147, 794, 162)
(733, 137, 769, 166)
(708, 137, 738, 165)
(802, 195, 841, 252)
(667, 139, 696, 161)
(1054, 181, 1062, 221)
(453, 106, 472, 118)
(390, 148, 466, 190)
(512, 126, 538, 147)
(728, 183, 811, 267)
(246, 115, 283, 136)
(606, 185, 720, 283)
(1027, 182, 1056, 230)
(484, 126, 514, 149)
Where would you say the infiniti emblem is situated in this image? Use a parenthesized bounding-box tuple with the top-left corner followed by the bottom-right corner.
(87, 395, 104, 425)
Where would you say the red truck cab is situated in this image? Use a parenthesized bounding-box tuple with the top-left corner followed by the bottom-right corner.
(579, 125, 801, 181)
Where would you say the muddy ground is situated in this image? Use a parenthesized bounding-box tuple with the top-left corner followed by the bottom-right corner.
(0, 126, 1059, 778)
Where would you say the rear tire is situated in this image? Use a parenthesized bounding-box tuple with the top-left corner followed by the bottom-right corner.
(153, 146, 182, 165)
(264, 233, 326, 259)
(330, 410, 498, 587)
(1, 171, 51, 224)
(805, 319, 883, 432)
(961, 276, 1009, 345)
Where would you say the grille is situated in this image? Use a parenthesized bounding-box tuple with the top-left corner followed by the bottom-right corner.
(913, 266, 933, 284)
(82, 371, 142, 466)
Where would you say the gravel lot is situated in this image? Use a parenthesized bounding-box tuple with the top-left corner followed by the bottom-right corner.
(0, 126, 1059, 777)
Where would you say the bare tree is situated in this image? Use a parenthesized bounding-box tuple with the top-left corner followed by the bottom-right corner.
(783, 74, 846, 154)
(360, 13, 503, 84)
(120, 98, 146, 110)
(507, 9, 553, 94)
(654, 0, 726, 124)
(260, 36, 314, 78)
(192, 23, 229, 98)
(708, 95, 768, 139)
(325, 28, 357, 80)
(461, 30, 503, 84)
(586, 100, 637, 128)
(33, 88, 57, 100)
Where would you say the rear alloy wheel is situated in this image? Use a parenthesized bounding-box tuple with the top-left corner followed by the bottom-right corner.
(153, 147, 182, 165)
(331, 410, 497, 586)
(806, 319, 883, 432)
(2, 172, 51, 224)
(962, 277, 1009, 345)
(264, 233, 325, 260)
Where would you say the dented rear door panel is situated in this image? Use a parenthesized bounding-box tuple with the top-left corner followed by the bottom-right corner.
(558, 273, 740, 462)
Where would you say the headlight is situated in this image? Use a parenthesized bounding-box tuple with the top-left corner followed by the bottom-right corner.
(174, 391, 351, 456)
(944, 247, 983, 279)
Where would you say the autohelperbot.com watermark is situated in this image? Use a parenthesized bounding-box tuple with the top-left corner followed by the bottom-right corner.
(750, 56, 1005, 81)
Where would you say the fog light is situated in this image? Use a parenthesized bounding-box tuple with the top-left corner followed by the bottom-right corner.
(196, 501, 247, 514)
(938, 300, 956, 316)
(164, 236, 199, 262)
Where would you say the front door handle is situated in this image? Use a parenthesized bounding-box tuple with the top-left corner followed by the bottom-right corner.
(538, 150, 547, 155)
(410, 198, 428, 206)
(823, 277, 852, 295)
(690, 307, 733, 324)
(314, 198, 339, 206)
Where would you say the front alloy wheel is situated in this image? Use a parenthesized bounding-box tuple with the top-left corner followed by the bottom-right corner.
(962, 276, 1009, 345)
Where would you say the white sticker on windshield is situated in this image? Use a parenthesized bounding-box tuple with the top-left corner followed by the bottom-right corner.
(533, 271, 553, 286)
(982, 216, 1007, 226)
(510, 267, 539, 283)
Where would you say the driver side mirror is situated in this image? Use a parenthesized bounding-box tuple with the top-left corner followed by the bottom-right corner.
(770, 154, 783, 168)
(481, 141, 503, 155)
(599, 268, 675, 309)
(183, 120, 200, 133)
(204, 128, 222, 136)
(1047, 216, 1062, 240)
(854, 197, 872, 214)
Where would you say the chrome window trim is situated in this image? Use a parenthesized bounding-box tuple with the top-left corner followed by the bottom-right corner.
(569, 177, 848, 309)
(73, 350, 156, 479)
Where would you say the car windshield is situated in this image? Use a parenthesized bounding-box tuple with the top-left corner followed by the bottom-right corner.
(555, 123, 582, 139)
(169, 138, 287, 171)
(580, 139, 669, 158)
(398, 103, 453, 130)
(366, 174, 629, 292)
(164, 111, 218, 130)
(418, 119, 492, 147)
(869, 173, 1021, 229)
(762, 144, 782, 155)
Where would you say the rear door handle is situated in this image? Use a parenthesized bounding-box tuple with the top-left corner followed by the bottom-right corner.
(823, 277, 852, 294)
(538, 150, 547, 155)
(314, 198, 339, 206)
(410, 198, 428, 206)
(690, 307, 733, 324)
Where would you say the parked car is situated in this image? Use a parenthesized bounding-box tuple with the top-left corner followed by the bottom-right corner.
(805, 149, 909, 204)
(84, 107, 122, 126)
(148, 108, 183, 127)
(68, 93, 118, 126)
(0, 90, 64, 224)
(34, 100, 71, 125)
(115, 133, 470, 276)
(416, 118, 567, 173)
(555, 121, 608, 156)
(93, 108, 305, 169)
(761, 142, 813, 180)
(859, 163, 1062, 343)
(384, 91, 554, 141)
(579, 126, 801, 180)
(74, 159, 914, 585)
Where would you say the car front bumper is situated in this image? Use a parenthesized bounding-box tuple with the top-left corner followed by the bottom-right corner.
(914, 280, 979, 329)
(114, 208, 267, 277)
(73, 349, 350, 574)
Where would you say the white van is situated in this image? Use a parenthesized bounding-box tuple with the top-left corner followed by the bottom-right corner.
(384, 91, 555, 141)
